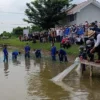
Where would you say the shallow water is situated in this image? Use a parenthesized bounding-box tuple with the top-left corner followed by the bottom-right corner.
(0, 52, 100, 100)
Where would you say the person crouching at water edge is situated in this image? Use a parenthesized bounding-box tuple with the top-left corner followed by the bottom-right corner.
(79, 46, 87, 74)
(12, 51, 21, 60)
(51, 43, 57, 61)
(24, 43, 31, 59)
(57, 48, 68, 62)
(3, 45, 8, 62)
(34, 49, 41, 58)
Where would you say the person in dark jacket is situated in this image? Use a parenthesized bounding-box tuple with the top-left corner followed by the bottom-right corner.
(86, 40, 94, 61)
(3, 45, 8, 62)
(24, 43, 31, 58)
(79, 46, 87, 73)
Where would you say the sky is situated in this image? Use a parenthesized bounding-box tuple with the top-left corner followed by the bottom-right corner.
(0, 0, 100, 33)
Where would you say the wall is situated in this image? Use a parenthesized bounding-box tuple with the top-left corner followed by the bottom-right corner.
(59, 17, 69, 26)
(76, 3, 100, 25)
(59, 14, 77, 26)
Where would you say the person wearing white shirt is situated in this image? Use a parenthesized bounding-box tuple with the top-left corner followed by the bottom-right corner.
(75, 36, 83, 45)
(90, 34, 100, 62)
(59, 28, 64, 42)
(56, 28, 60, 42)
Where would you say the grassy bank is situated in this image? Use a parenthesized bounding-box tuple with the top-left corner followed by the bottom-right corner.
(0, 38, 79, 56)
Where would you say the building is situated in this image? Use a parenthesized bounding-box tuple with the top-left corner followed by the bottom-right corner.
(60, 0, 100, 26)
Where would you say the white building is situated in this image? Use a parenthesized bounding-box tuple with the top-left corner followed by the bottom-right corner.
(60, 0, 100, 25)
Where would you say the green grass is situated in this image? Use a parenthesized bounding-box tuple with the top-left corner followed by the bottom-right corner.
(0, 38, 79, 56)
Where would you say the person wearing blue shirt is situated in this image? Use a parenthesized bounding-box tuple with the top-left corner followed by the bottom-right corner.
(58, 48, 68, 62)
(64, 27, 70, 36)
(3, 45, 8, 62)
(12, 51, 21, 60)
(35, 49, 41, 58)
(51, 43, 56, 61)
(77, 26, 84, 35)
(24, 43, 31, 58)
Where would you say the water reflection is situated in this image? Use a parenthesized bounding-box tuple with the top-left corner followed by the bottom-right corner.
(80, 76, 100, 100)
(25, 58, 31, 72)
(4, 62, 9, 77)
(27, 60, 70, 100)
(12, 59, 21, 66)
(27, 59, 100, 100)
(1, 52, 100, 100)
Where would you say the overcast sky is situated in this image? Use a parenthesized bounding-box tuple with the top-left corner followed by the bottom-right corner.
(0, 0, 100, 33)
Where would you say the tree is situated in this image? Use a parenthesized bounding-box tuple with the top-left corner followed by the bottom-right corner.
(1, 31, 11, 38)
(31, 25, 42, 32)
(12, 27, 26, 36)
(24, 0, 72, 30)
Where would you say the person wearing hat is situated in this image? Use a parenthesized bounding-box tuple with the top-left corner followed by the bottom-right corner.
(90, 33, 100, 63)
(87, 24, 100, 63)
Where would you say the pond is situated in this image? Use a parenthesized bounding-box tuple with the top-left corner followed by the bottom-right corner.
(0, 51, 100, 100)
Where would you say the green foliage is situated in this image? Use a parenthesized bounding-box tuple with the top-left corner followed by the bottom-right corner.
(24, 0, 72, 30)
(0, 38, 79, 56)
(0, 31, 11, 38)
(12, 27, 25, 36)
(31, 25, 43, 32)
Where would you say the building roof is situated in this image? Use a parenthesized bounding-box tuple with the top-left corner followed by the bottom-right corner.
(67, 0, 100, 15)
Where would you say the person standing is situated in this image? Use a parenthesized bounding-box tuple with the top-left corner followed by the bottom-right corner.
(24, 43, 31, 59)
(85, 21, 89, 31)
(51, 43, 56, 61)
(19, 35, 22, 41)
(64, 26, 70, 37)
(60, 27, 64, 42)
(3, 45, 8, 62)
(56, 27, 60, 42)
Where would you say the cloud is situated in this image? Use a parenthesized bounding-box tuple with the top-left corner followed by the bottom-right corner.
(0, 0, 100, 33)
(0, 0, 31, 33)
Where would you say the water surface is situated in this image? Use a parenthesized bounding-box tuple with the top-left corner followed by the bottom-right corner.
(0, 52, 100, 100)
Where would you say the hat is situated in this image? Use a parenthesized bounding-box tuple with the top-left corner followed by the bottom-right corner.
(84, 31, 88, 36)
(87, 29, 95, 38)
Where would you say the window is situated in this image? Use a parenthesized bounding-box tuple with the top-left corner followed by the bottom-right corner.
(69, 14, 76, 22)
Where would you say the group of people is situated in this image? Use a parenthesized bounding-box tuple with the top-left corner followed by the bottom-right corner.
(79, 21, 100, 65)
(3, 43, 41, 63)
(51, 43, 68, 62)
(3, 42, 68, 63)
(3, 20, 100, 64)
